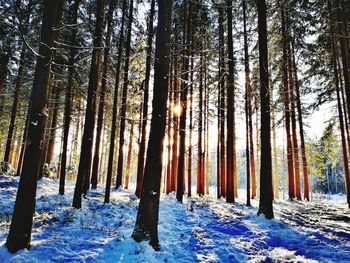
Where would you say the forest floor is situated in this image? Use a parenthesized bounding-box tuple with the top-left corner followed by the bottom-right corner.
(0, 174, 350, 263)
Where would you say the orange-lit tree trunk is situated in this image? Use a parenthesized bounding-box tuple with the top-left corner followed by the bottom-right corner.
(288, 40, 301, 200)
(280, 1, 295, 199)
(291, 41, 309, 201)
(125, 121, 134, 189)
(171, 60, 179, 192)
(116, 0, 134, 189)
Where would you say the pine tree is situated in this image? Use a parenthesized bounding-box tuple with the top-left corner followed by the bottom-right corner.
(6, 0, 64, 252)
(132, 0, 173, 249)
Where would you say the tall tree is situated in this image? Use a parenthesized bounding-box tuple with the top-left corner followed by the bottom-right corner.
(6, 0, 64, 252)
(104, 0, 127, 203)
(116, 0, 134, 189)
(132, 0, 172, 249)
(291, 40, 309, 201)
(280, 1, 295, 199)
(135, 0, 156, 197)
(72, 0, 104, 208)
(257, 0, 273, 219)
(3, 0, 33, 163)
(59, 0, 81, 195)
(243, 0, 251, 206)
(91, 0, 115, 189)
(329, 0, 350, 208)
(177, 0, 191, 202)
(226, 0, 236, 203)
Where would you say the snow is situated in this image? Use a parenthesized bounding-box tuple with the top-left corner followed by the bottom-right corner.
(1, 174, 350, 262)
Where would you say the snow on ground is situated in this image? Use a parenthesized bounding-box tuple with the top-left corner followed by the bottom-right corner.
(0, 174, 350, 262)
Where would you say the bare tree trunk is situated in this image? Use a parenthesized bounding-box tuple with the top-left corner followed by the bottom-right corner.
(73, 0, 104, 208)
(59, 0, 80, 195)
(91, 0, 114, 189)
(135, 0, 156, 197)
(226, 0, 236, 203)
(105, 0, 127, 203)
(125, 121, 134, 189)
(6, 0, 63, 252)
(291, 40, 309, 201)
(132, 0, 172, 249)
(257, 0, 274, 219)
(280, 1, 295, 199)
(329, 0, 350, 208)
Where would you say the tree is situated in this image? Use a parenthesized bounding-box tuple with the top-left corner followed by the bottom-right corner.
(90, 0, 115, 190)
(257, 0, 273, 219)
(135, 0, 156, 197)
(116, 0, 134, 189)
(176, 0, 191, 203)
(59, 0, 81, 195)
(72, 0, 104, 208)
(105, 0, 127, 203)
(226, 0, 236, 203)
(132, 0, 173, 249)
(280, 1, 295, 200)
(6, 0, 64, 252)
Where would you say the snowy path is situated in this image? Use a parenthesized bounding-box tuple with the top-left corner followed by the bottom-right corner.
(1, 174, 350, 262)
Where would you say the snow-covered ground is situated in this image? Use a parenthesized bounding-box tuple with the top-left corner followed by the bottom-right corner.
(0, 174, 350, 263)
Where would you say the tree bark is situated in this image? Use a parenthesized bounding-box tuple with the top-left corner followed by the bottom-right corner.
(6, 0, 63, 252)
(257, 0, 274, 219)
(280, 1, 295, 199)
(73, 0, 104, 208)
(135, 0, 156, 197)
(59, 0, 80, 195)
(104, 0, 127, 203)
(132, 0, 172, 249)
(91, 0, 114, 189)
(226, 0, 236, 203)
(116, 0, 134, 189)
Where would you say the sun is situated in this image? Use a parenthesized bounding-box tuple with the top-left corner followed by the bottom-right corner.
(172, 103, 182, 116)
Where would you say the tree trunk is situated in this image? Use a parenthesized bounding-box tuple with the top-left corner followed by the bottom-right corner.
(288, 41, 301, 200)
(4, 0, 32, 162)
(197, 52, 203, 196)
(226, 0, 236, 203)
(291, 40, 309, 201)
(45, 80, 61, 164)
(257, 0, 274, 219)
(104, 0, 127, 203)
(116, 0, 134, 189)
(91, 0, 114, 189)
(125, 121, 134, 189)
(219, 8, 226, 198)
(132, 0, 172, 249)
(280, 1, 295, 199)
(6, 0, 63, 252)
(176, 0, 191, 203)
(243, 0, 251, 206)
(329, 0, 350, 208)
(73, 0, 104, 208)
(135, 0, 156, 197)
(59, 0, 80, 195)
